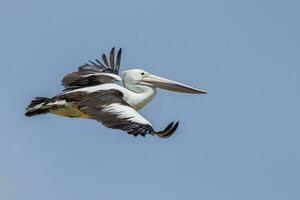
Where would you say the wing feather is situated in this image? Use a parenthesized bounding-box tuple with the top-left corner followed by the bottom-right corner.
(116, 48, 122, 72)
(102, 54, 110, 67)
(62, 47, 122, 91)
(72, 89, 179, 137)
(109, 47, 115, 70)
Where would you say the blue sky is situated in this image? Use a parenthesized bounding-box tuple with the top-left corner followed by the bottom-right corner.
(1, 0, 300, 199)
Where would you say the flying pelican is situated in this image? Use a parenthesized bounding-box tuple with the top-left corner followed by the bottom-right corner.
(25, 48, 207, 138)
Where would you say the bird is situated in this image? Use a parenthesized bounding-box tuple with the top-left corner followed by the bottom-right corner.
(25, 47, 207, 138)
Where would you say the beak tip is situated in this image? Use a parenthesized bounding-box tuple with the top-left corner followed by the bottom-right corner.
(197, 90, 208, 94)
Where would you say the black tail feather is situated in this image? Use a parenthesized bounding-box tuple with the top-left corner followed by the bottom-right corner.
(25, 97, 50, 117)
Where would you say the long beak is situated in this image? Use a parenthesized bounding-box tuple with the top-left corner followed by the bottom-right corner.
(141, 74, 207, 94)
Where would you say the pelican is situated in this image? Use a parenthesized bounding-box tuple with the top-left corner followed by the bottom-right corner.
(25, 48, 207, 138)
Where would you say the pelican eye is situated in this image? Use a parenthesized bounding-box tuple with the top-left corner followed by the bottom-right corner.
(141, 72, 145, 75)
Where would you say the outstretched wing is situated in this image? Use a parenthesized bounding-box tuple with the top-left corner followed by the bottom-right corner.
(73, 89, 179, 138)
(62, 47, 122, 91)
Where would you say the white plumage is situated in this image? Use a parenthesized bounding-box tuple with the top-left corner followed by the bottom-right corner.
(102, 103, 151, 125)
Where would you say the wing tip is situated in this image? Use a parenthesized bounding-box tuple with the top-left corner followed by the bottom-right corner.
(155, 121, 179, 138)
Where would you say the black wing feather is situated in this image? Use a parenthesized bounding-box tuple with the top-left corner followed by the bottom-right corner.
(62, 47, 122, 91)
(116, 48, 122, 72)
(102, 54, 110, 67)
(109, 47, 115, 70)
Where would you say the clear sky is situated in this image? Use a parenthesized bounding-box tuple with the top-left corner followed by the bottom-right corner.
(1, 0, 299, 199)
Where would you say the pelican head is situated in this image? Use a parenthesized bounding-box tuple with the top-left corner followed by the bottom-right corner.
(122, 69, 207, 94)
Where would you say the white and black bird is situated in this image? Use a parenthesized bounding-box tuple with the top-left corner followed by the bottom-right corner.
(25, 48, 207, 138)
